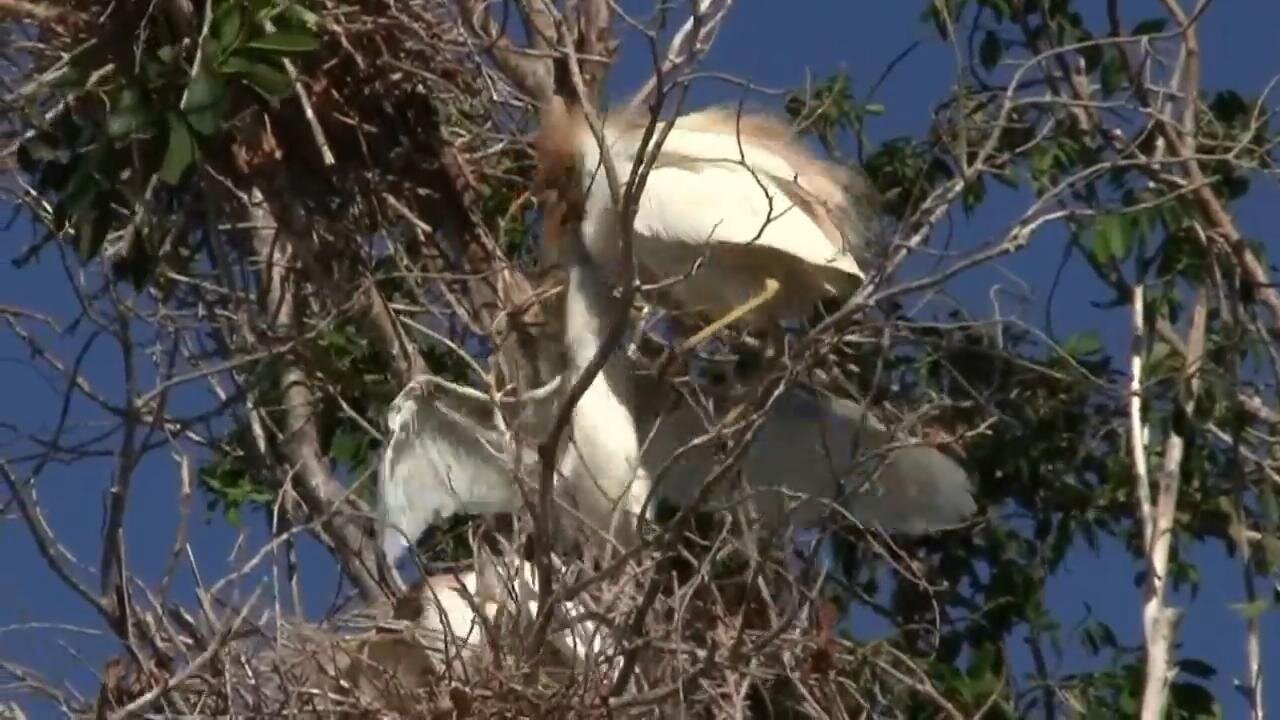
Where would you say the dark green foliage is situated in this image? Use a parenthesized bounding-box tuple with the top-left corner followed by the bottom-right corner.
(200, 431, 274, 526)
(784, 72, 883, 159)
(862, 137, 955, 220)
(15, 0, 320, 283)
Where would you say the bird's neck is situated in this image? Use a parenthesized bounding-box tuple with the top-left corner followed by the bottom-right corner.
(563, 248, 623, 373)
(535, 98, 591, 197)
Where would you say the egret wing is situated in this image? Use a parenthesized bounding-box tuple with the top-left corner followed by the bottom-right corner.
(639, 384, 976, 535)
(378, 380, 527, 562)
(629, 162, 863, 280)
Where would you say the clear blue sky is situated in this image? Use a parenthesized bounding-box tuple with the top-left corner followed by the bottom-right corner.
(2, 2, 1278, 717)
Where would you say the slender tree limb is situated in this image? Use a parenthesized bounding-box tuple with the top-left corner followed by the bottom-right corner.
(243, 185, 385, 604)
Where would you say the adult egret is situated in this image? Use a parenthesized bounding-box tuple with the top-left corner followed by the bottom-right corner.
(380, 89, 922, 571)
(379, 109, 655, 573)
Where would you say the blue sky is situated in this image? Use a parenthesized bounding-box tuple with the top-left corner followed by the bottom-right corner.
(2, 1, 1279, 717)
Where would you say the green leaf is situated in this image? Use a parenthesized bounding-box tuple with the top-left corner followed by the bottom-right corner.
(182, 67, 226, 112)
(75, 204, 110, 260)
(961, 177, 986, 215)
(107, 87, 155, 140)
(181, 66, 229, 133)
(244, 30, 319, 53)
(1230, 599, 1271, 620)
(1209, 90, 1249, 125)
(1176, 659, 1218, 680)
(1079, 42, 1102, 74)
(1168, 682, 1218, 717)
(18, 134, 60, 176)
(1160, 198, 1193, 231)
(1132, 18, 1169, 36)
(15, 144, 39, 176)
(1260, 485, 1279, 525)
(1219, 172, 1250, 201)
(221, 55, 293, 101)
(158, 113, 196, 184)
(979, 30, 1001, 71)
(51, 63, 87, 90)
(1260, 534, 1280, 572)
(1062, 330, 1103, 359)
(185, 106, 222, 137)
(282, 3, 321, 28)
(156, 44, 181, 64)
(62, 156, 99, 220)
(214, 1, 244, 49)
(1091, 213, 1133, 264)
(122, 231, 156, 289)
(1100, 52, 1126, 96)
(980, 0, 1009, 22)
(1143, 339, 1171, 378)
(920, 0, 953, 40)
(107, 106, 152, 139)
(37, 161, 71, 194)
(330, 429, 362, 464)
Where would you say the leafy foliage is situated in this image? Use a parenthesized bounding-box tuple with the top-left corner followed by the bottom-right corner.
(781, 1, 1279, 716)
(15, 0, 319, 284)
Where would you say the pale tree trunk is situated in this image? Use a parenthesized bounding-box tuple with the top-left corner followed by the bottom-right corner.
(1132, 281, 1207, 720)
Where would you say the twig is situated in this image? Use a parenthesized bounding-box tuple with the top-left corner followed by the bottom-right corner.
(625, 0, 735, 111)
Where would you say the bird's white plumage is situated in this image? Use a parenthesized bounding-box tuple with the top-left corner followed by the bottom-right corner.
(638, 385, 976, 535)
(558, 243, 652, 549)
(378, 378, 526, 562)
(379, 98, 961, 569)
(368, 99, 968, 689)
(349, 561, 611, 678)
(573, 108, 868, 326)
(377, 236, 655, 562)
(631, 163, 861, 275)
(378, 371, 975, 564)
(449, 560, 611, 671)
(403, 571, 494, 662)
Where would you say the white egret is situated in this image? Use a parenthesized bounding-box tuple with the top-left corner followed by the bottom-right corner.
(534, 94, 653, 551)
(376, 91, 966, 662)
(378, 104, 656, 596)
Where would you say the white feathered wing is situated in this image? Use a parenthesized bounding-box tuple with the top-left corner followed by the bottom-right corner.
(378, 378, 528, 562)
(378, 373, 975, 563)
(639, 385, 977, 535)
(574, 108, 868, 326)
